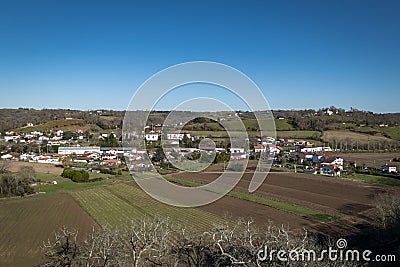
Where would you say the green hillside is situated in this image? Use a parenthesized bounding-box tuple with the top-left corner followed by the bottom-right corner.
(14, 119, 100, 133)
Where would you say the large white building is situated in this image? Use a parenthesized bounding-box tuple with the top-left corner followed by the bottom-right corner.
(167, 132, 191, 141)
(300, 147, 332, 153)
(58, 146, 101, 155)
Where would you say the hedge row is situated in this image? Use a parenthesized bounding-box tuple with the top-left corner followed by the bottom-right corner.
(62, 168, 89, 183)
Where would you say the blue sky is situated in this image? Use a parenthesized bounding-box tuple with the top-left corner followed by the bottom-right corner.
(0, 0, 399, 112)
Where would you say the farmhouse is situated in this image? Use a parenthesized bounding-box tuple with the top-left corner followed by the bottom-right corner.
(381, 164, 397, 173)
(254, 145, 265, 153)
(145, 131, 159, 141)
(268, 145, 282, 155)
(230, 148, 245, 153)
(230, 152, 247, 160)
(322, 157, 344, 167)
(320, 165, 341, 177)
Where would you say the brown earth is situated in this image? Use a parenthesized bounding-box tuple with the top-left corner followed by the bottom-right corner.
(8, 161, 63, 175)
(0, 193, 97, 267)
(170, 171, 387, 236)
(200, 193, 313, 230)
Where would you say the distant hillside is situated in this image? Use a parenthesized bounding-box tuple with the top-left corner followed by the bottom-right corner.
(13, 119, 101, 133)
(0, 108, 124, 132)
(1, 108, 400, 146)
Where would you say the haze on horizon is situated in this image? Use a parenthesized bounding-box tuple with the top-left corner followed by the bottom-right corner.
(0, 0, 399, 113)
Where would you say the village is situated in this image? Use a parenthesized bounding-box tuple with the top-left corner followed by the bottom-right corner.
(0, 123, 398, 178)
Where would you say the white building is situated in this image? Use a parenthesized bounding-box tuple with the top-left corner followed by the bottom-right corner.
(4, 136, 20, 142)
(381, 164, 397, 173)
(167, 132, 191, 140)
(230, 148, 245, 153)
(300, 147, 332, 153)
(145, 132, 159, 141)
(58, 146, 101, 155)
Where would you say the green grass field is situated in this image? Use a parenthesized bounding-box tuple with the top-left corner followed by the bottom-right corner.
(13, 119, 100, 133)
(341, 173, 400, 187)
(276, 130, 321, 139)
(71, 183, 226, 229)
(380, 127, 400, 141)
(36, 172, 132, 193)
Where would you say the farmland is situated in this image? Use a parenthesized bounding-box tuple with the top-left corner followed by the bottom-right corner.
(0, 163, 397, 266)
(322, 130, 397, 145)
(169, 171, 386, 236)
(0, 193, 97, 267)
(71, 183, 226, 230)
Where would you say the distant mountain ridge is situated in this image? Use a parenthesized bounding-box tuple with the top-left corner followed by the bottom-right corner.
(0, 107, 399, 134)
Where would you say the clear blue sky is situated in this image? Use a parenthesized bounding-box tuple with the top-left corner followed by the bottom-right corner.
(0, 0, 399, 113)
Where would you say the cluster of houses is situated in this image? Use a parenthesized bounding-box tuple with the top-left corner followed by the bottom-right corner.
(144, 131, 194, 142)
(1, 126, 398, 177)
(1, 127, 119, 146)
(1, 128, 87, 146)
(0, 146, 129, 166)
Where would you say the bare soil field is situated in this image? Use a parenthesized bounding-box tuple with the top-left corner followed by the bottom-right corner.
(199, 193, 314, 229)
(8, 161, 63, 175)
(170, 171, 386, 236)
(0, 193, 97, 267)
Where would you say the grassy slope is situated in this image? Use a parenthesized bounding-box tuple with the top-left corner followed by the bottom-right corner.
(322, 130, 397, 143)
(13, 119, 101, 133)
(341, 173, 400, 187)
(36, 172, 132, 193)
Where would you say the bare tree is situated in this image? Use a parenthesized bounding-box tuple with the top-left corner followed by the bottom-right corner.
(42, 227, 80, 266)
(374, 190, 400, 229)
(42, 218, 358, 267)
(0, 160, 10, 174)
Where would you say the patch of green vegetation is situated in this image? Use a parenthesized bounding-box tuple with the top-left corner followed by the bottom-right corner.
(274, 119, 294, 131)
(165, 176, 340, 222)
(276, 130, 321, 139)
(14, 119, 88, 133)
(352, 126, 380, 135)
(227, 191, 340, 222)
(36, 172, 123, 193)
(342, 174, 400, 187)
(380, 126, 400, 141)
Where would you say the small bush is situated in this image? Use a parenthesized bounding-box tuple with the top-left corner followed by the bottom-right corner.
(100, 168, 116, 175)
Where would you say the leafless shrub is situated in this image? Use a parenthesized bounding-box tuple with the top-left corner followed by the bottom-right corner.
(42, 218, 358, 267)
(374, 190, 400, 229)
(0, 160, 10, 174)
